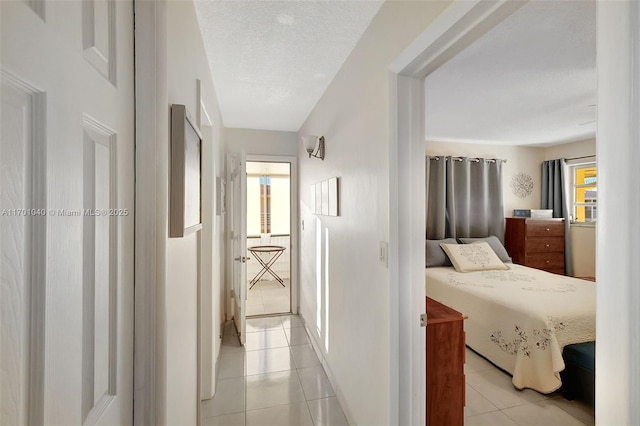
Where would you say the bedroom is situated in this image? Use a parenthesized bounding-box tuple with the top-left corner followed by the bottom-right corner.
(423, 1, 596, 424)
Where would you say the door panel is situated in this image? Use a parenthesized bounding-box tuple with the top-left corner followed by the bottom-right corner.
(229, 152, 247, 344)
(0, 71, 47, 426)
(82, 0, 116, 83)
(81, 118, 119, 423)
(0, 1, 134, 424)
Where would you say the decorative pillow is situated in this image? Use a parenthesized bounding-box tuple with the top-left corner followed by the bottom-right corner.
(458, 236, 512, 263)
(439, 242, 510, 272)
(426, 238, 458, 267)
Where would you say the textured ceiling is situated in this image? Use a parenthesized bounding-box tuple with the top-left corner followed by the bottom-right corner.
(194, 0, 384, 131)
(425, 0, 596, 147)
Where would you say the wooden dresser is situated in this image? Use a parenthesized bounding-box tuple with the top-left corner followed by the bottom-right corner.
(505, 217, 565, 275)
(426, 297, 466, 426)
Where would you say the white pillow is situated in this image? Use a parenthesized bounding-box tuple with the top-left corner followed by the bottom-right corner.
(439, 241, 509, 272)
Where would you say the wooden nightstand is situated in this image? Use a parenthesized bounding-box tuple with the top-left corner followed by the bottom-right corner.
(505, 217, 565, 275)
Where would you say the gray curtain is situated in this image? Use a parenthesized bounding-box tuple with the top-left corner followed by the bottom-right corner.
(541, 159, 573, 276)
(426, 156, 505, 241)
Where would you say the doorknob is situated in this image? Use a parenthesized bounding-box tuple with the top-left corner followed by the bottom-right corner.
(234, 256, 249, 263)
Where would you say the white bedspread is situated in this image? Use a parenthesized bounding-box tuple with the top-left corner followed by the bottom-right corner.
(425, 264, 595, 393)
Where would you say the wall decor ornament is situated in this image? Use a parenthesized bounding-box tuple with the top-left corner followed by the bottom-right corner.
(312, 177, 340, 216)
(510, 172, 534, 198)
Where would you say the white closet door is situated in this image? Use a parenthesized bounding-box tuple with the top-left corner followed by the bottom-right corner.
(0, 1, 134, 424)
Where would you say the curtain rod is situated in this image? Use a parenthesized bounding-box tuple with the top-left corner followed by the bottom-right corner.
(565, 155, 595, 161)
(429, 156, 507, 163)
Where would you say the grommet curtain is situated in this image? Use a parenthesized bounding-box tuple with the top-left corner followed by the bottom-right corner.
(541, 158, 573, 276)
(426, 156, 505, 242)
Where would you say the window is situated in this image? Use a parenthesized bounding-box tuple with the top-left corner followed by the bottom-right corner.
(571, 163, 597, 223)
(259, 176, 271, 234)
(246, 174, 290, 236)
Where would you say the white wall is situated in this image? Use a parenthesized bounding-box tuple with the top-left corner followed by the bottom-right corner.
(298, 2, 451, 424)
(163, 1, 226, 422)
(426, 141, 545, 218)
(596, 3, 640, 422)
(543, 138, 595, 160)
(226, 128, 298, 156)
(570, 226, 596, 277)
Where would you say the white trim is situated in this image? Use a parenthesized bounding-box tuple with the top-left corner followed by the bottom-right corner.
(596, 1, 640, 423)
(568, 161, 597, 224)
(390, 1, 526, 77)
(246, 154, 299, 315)
(225, 154, 234, 322)
(389, 74, 426, 426)
(388, 1, 529, 424)
(195, 79, 203, 426)
(201, 103, 213, 130)
(133, 1, 167, 424)
(303, 322, 356, 426)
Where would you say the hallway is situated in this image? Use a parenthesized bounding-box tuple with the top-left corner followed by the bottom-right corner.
(201, 315, 348, 425)
(246, 279, 291, 317)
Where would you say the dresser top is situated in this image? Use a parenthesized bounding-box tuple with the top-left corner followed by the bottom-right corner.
(426, 297, 467, 324)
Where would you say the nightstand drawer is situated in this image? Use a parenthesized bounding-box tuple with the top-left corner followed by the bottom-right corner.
(525, 222, 564, 237)
(525, 253, 565, 270)
(526, 237, 564, 253)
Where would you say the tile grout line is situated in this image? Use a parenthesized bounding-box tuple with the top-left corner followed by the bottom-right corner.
(205, 315, 345, 425)
(499, 406, 525, 426)
(293, 365, 318, 425)
(290, 316, 316, 425)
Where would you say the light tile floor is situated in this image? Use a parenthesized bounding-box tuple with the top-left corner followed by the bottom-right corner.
(201, 315, 349, 426)
(464, 348, 595, 426)
(203, 317, 595, 426)
(246, 279, 290, 317)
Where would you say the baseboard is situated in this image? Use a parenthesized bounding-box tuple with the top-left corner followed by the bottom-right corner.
(300, 314, 356, 426)
(202, 327, 224, 402)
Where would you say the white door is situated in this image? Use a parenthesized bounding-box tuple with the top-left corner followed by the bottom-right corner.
(1, 1, 134, 424)
(228, 152, 247, 344)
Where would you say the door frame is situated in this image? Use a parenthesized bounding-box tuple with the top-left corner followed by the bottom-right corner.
(389, 1, 640, 425)
(227, 151, 248, 344)
(245, 154, 299, 315)
(133, 1, 166, 424)
(388, 2, 528, 422)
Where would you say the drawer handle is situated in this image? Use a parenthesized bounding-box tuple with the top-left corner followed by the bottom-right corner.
(545, 244, 550, 248)
(546, 260, 550, 264)
(546, 228, 550, 231)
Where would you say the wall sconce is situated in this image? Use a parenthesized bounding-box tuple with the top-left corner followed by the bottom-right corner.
(302, 135, 325, 160)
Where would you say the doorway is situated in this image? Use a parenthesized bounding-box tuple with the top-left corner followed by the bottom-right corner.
(245, 161, 292, 316)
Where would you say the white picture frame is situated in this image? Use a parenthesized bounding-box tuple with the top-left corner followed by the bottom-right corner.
(170, 104, 203, 237)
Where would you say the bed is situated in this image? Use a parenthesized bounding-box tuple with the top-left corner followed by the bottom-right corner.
(425, 242, 596, 394)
